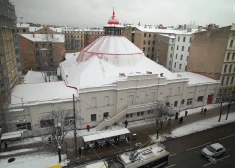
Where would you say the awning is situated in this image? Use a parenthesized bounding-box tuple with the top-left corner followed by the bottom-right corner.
(0, 130, 24, 140)
(83, 128, 130, 142)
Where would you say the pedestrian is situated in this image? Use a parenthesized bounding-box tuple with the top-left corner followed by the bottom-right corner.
(185, 111, 188, 117)
(160, 121, 163, 129)
(124, 120, 128, 128)
(155, 120, 159, 128)
(176, 112, 179, 117)
(78, 147, 82, 157)
(86, 125, 90, 132)
(175, 115, 178, 122)
(4, 141, 8, 149)
(201, 108, 204, 114)
(127, 136, 130, 144)
(156, 128, 159, 139)
(204, 108, 207, 115)
(179, 117, 183, 124)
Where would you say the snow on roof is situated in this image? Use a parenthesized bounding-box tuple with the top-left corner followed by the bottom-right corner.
(0, 131, 24, 140)
(103, 24, 125, 28)
(28, 26, 43, 32)
(10, 81, 78, 107)
(17, 23, 30, 28)
(176, 72, 220, 85)
(159, 34, 176, 39)
(65, 52, 80, 60)
(24, 71, 58, 83)
(20, 34, 65, 42)
(49, 27, 62, 33)
(60, 36, 179, 89)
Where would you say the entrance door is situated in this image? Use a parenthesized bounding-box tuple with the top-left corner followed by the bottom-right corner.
(207, 94, 213, 104)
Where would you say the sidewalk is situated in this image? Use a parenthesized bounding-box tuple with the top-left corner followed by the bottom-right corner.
(1, 103, 235, 167)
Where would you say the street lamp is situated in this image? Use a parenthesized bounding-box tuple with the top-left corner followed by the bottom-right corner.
(225, 101, 231, 120)
(218, 100, 223, 122)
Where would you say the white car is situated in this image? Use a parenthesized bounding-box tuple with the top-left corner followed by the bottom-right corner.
(201, 143, 225, 158)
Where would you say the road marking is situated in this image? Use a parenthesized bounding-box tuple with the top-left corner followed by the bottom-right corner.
(169, 153, 177, 157)
(186, 142, 211, 151)
(165, 164, 176, 168)
(203, 155, 230, 167)
(218, 133, 235, 141)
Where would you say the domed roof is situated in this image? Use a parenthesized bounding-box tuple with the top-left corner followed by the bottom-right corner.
(108, 9, 119, 25)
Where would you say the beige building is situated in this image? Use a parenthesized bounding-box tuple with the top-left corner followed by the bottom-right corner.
(0, 0, 23, 131)
(188, 24, 235, 99)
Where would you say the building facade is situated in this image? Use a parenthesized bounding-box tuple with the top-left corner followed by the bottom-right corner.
(84, 29, 104, 47)
(0, 0, 23, 131)
(188, 24, 235, 99)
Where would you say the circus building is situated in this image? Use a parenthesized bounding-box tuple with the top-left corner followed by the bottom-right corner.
(4, 10, 220, 134)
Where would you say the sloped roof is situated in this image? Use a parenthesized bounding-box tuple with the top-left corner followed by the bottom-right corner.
(17, 23, 30, 28)
(28, 26, 43, 32)
(20, 34, 65, 42)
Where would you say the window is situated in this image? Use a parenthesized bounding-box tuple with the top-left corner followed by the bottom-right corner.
(144, 33, 146, 37)
(126, 114, 129, 118)
(187, 98, 193, 105)
(153, 41, 155, 45)
(174, 63, 176, 68)
(177, 45, 179, 50)
(23, 29, 26, 32)
(16, 122, 31, 130)
(147, 55, 149, 58)
(197, 96, 203, 102)
(166, 102, 170, 107)
(183, 37, 186, 42)
(103, 112, 109, 118)
(230, 40, 234, 48)
(188, 47, 190, 52)
(176, 54, 178, 59)
(149, 33, 151, 37)
(174, 101, 178, 107)
(148, 47, 150, 51)
(226, 77, 229, 85)
(221, 77, 224, 85)
(227, 53, 230, 60)
(143, 47, 145, 51)
(170, 53, 172, 58)
(181, 99, 185, 105)
(189, 37, 191, 42)
(64, 117, 74, 126)
(180, 55, 183, 60)
(141, 112, 144, 116)
(229, 64, 232, 72)
(185, 65, 187, 71)
(231, 77, 234, 85)
(179, 64, 182, 69)
(148, 41, 150, 45)
(186, 56, 188, 61)
(171, 46, 173, 50)
(152, 47, 154, 51)
(182, 46, 184, 51)
(40, 119, 54, 128)
(232, 53, 235, 60)
(130, 113, 133, 118)
(148, 110, 151, 114)
(137, 112, 140, 116)
(178, 37, 180, 41)
(143, 40, 146, 45)
(169, 61, 171, 65)
(91, 114, 96, 122)
(224, 65, 227, 73)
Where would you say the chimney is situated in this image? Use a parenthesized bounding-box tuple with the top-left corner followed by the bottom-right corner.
(184, 24, 186, 30)
(198, 26, 202, 32)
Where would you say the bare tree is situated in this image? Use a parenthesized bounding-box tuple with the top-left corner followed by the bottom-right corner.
(153, 100, 174, 126)
(36, 107, 74, 162)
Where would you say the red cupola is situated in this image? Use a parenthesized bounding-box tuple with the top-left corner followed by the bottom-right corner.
(108, 8, 119, 25)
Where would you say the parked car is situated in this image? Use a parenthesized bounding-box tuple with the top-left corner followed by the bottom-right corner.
(201, 143, 225, 158)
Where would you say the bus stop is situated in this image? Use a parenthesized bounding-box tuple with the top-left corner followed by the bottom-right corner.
(83, 128, 130, 148)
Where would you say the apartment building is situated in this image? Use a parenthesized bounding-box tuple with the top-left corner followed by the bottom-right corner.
(84, 29, 104, 47)
(188, 24, 235, 99)
(0, 0, 23, 131)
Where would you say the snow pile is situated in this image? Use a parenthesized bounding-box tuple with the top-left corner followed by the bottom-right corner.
(0, 153, 66, 168)
(171, 112, 235, 138)
(0, 148, 36, 156)
(20, 34, 65, 42)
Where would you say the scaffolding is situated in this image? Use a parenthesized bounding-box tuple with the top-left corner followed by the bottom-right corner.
(0, 0, 23, 131)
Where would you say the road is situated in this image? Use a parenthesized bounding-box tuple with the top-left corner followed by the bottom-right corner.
(163, 122, 235, 168)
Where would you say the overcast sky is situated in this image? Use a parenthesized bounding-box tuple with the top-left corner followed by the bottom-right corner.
(14, 0, 235, 28)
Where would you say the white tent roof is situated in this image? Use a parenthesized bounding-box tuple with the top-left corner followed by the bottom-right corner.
(20, 34, 65, 42)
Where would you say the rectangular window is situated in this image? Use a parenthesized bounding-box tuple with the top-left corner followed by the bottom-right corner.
(149, 33, 151, 37)
(166, 102, 170, 107)
(179, 64, 182, 69)
(197, 96, 204, 102)
(144, 33, 146, 37)
(103, 112, 109, 118)
(143, 47, 145, 51)
(183, 37, 186, 42)
(174, 101, 178, 107)
(152, 47, 154, 51)
(23, 29, 26, 32)
(40, 119, 54, 128)
(232, 53, 235, 60)
(16, 122, 31, 130)
(221, 77, 224, 85)
(91, 114, 96, 122)
(172, 39, 174, 43)
(170, 53, 172, 58)
(226, 77, 229, 85)
(176, 54, 178, 59)
(148, 47, 150, 51)
(130, 113, 133, 118)
(224, 65, 227, 73)
(227, 53, 230, 60)
(189, 37, 191, 42)
(153, 41, 155, 45)
(182, 46, 184, 51)
(126, 114, 129, 118)
(143, 40, 146, 45)
(231, 77, 234, 85)
(169, 61, 171, 65)
(171, 46, 173, 50)
(178, 37, 180, 41)
(174, 63, 176, 68)
(148, 41, 150, 45)
(230, 40, 234, 48)
(180, 55, 183, 60)
(141, 112, 144, 116)
(137, 112, 140, 116)
(177, 45, 179, 50)
(148, 110, 151, 114)
(64, 117, 74, 126)
(187, 98, 193, 105)
(188, 47, 190, 52)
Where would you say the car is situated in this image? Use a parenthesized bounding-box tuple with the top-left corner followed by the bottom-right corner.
(201, 143, 225, 158)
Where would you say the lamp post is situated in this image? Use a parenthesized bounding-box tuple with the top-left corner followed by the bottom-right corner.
(218, 100, 223, 122)
(225, 102, 231, 120)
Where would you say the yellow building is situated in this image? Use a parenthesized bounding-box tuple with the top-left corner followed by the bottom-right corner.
(0, 0, 22, 131)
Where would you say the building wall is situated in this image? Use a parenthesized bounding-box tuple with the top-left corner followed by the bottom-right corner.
(188, 26, 231, 79)
(63, 30, 84, 51)
(84, 30, 104, 47)
(172, 34, 191, 72)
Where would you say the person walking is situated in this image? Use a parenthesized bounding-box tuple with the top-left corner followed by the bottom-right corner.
(127, 136, 130, 144)
(175, 115, 178, 122)
(204, 108, 207, 115)
(124, 120, 128, 128)
(185, 111, 188, 117)
(86, 125, 90, 132)
(156, 128, 159, 139)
